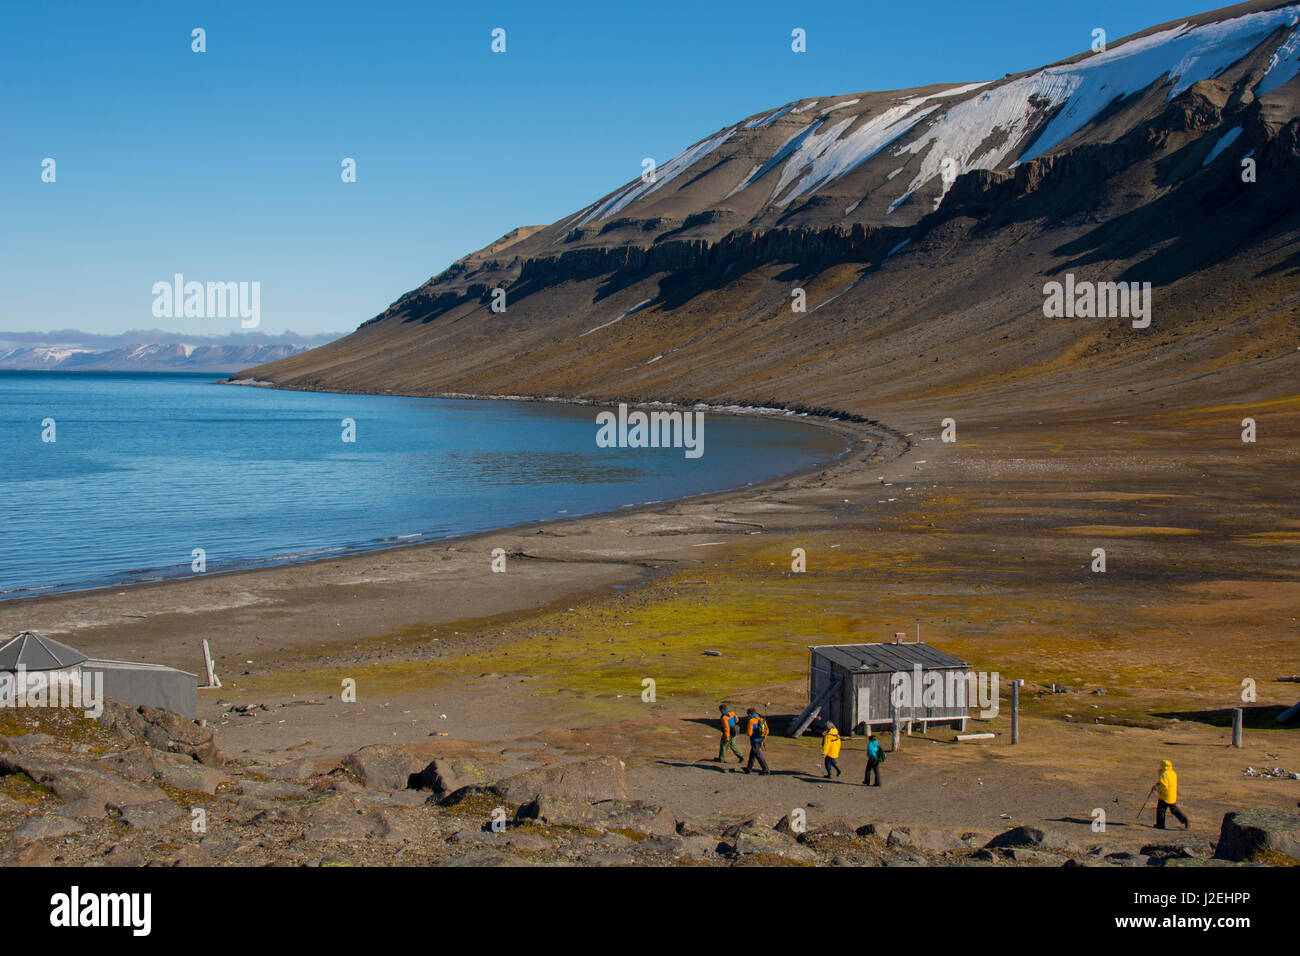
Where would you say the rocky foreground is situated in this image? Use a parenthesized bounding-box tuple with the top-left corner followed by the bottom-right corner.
(1, 701, 1296, 867)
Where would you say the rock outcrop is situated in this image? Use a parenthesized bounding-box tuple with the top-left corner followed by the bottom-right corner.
(1213, 809, 1300, 862)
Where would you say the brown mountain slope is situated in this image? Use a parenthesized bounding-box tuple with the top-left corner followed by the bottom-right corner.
(239, 1, 1300, 418)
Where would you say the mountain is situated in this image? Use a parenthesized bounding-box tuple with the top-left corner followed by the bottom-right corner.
(236, 1, 1300, 416)
(0, 331, 340, 373)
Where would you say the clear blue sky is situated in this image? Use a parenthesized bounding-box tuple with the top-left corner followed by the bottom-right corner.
(0, 0, 1210, 336)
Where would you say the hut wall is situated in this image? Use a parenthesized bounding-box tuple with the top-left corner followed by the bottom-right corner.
(854, 666, 972, 729)
(82, 663, 198, 718)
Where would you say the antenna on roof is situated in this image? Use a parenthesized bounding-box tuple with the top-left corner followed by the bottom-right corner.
(916, 623, 920, 643)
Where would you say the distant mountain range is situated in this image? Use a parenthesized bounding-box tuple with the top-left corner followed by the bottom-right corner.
(0, 330, 341, 372)
(239, 0, 1300, 416)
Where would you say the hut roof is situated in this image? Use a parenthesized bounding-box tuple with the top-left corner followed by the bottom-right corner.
(811, 642, 969, 673)
(0, 632, 89, 672)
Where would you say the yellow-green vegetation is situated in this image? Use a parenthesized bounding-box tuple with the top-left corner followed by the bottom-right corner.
(0, 708, 119, 753)
(211, 393, 1299, 743)
(0, 771, 54, 806)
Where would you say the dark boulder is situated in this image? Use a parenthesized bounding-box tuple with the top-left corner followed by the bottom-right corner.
(1213, 809, 1300, 863)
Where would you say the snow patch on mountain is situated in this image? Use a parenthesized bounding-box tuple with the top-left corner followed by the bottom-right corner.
(884, 4, 1300, 213)
(1259, 22, 1300, 93)
(772, 102, 937, 205)
(1203, 125, 1245, 165)
(578, 128, 737, 226)
(744, 105, 794, 129)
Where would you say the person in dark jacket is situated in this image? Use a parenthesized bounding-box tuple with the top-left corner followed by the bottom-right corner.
(863, 735, 883, 786)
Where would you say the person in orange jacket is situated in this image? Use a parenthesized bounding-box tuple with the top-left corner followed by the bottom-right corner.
(743, 708, 770, 775)
(1155, 759, 1189, 830)
(715, 704, 744, 764)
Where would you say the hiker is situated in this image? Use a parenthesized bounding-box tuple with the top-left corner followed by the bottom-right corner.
(863, 734, 884, 786)
(1155, 759, 1189, 830)
(715, 703, 744, 764)
(743, 707, 770, 775)
(821, 721, 842, 778)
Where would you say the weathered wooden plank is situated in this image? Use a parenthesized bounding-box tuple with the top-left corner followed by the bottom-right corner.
(785, 677, 841, 737)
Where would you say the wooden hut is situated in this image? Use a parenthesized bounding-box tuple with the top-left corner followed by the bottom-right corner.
(787, 640, 972, 736)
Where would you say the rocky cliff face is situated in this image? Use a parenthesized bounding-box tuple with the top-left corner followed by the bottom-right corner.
(240, 1, 1300, 416)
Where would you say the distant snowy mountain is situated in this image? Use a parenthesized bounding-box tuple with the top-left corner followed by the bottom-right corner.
(0, 331, 340, 372)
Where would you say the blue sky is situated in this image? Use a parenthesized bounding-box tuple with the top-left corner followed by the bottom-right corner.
(1, 0, 1211, 336)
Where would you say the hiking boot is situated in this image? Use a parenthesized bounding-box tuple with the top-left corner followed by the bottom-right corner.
(835, 767, 842, 777)
(1183, 819, 1191, 830)
(743, 768, 751, 774)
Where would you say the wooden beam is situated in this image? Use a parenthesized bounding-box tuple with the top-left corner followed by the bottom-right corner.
(785, 677, 841, 737)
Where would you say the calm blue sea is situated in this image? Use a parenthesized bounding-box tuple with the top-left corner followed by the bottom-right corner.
(0, 371, 846, 598)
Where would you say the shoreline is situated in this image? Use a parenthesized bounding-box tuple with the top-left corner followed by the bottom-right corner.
(0, 390, 874, 609)
(0, 402, 902, 673)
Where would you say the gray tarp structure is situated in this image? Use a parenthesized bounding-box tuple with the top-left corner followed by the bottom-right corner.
(0, 631, 88, 671)
(0, 632, 197, 718)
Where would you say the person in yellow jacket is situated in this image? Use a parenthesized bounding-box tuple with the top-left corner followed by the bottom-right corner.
(1155, 759, 1189, 830)
(821, 722, 843, 778)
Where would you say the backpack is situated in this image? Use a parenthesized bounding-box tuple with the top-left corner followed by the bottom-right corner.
(750, 715, 768, 740)
(871, 742, 886, 763)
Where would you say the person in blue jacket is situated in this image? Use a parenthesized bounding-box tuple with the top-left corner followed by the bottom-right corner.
(863, 735, 884, 786)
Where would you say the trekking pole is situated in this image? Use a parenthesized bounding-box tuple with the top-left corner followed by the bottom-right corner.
(1136, 784, 1156, 819)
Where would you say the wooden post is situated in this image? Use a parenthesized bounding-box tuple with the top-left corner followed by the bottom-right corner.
(1231, 708, 1243, 748)
(890, 701, 901, 753)
(1011, 680, 1020, 745)
(201, 640, 221, 689)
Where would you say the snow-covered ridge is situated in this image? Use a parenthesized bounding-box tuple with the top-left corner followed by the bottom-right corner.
(577, 4, 1299, 226)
